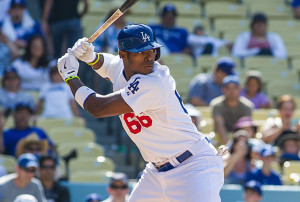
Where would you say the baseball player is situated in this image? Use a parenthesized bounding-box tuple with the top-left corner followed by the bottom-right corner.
(57, 24, 225, 202)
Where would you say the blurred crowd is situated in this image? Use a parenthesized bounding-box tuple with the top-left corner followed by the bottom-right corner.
(0, 0, 299, 201)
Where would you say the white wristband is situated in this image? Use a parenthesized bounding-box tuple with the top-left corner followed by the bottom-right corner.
(75, 86, 96, 109)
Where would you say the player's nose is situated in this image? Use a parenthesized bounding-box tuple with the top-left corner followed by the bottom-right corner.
(144, 50, 154, 61)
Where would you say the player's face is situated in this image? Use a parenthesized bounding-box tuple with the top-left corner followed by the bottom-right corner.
(244, 189, 262, 202)
(122, 49, 156, 79)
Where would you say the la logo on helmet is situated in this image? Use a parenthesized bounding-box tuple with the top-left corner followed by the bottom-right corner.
(141, 32, 150, 42)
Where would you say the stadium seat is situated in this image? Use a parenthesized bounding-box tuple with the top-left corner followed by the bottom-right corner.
(84, 0, 110, 16)
(283, 161, 300, 185)
(81, 14, 103, 37)
(249, 3, 293, 19)
(200, 118, 214, 134)
(125, 16, 159, 25)
(214, 18, 249, 38)
(0, 154, 16, 174)
(205, 2, 247, 20)
(286, 45, 300, 59)
(223, 30, 243, 42)
(158, 1, 202, 17)
(48, 127, 96, 145)
(35, 117, 86, 133)
(252, 109, 278, 121)
(57, 142, 104, 158)
(268, 20, 300, 34)
(69, 156, 115, 173)
(128, 1, 156, 17)
(176, 17, 210, 33)
(267, 81, 300, 100)
(69, 171, 113, 183)
(244, 57, 288, 71)
(195, 106, 212, 119)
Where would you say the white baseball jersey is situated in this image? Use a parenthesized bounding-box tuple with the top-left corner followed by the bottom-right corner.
(95, 53, 204, 163)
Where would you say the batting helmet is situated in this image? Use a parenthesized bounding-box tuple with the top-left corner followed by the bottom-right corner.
(117, 24, 162, 61)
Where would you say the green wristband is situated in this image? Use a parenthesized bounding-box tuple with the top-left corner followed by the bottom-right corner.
(65, 76, 80, 85)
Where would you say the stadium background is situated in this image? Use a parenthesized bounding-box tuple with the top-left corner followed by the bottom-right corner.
(1, 0, 300, 201)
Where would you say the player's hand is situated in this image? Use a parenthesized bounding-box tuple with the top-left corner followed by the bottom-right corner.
(57, 48, 79, 80)
(71, 37, 96, 63)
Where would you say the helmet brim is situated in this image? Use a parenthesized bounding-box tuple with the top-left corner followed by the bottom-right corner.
(127, 42, 163, 53)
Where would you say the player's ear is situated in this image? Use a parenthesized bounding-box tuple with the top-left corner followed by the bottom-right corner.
(119, 50, 127, 60)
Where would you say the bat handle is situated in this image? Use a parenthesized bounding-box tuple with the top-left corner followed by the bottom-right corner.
(87, 9, 124, 43)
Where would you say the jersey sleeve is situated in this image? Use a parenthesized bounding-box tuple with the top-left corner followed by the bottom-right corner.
(120, 74, 166, 115)
(94, 53, 122, 81)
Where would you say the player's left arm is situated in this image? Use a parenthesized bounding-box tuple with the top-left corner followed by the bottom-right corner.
(58, 50, 133, 118)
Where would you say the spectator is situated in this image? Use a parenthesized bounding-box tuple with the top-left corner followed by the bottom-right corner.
(38, 155, 70, 202)
(85, 193, 103, 202)
(188, 25, 232, 58)
(188, 57, 236, 106)
(103, 172, 129, 202)
(94, 6, 129, 53)
(211, 75, 253, 144)
(15, 133, 48, 158)
(35, 65, 80, 119)
(14, 194, 38, 202)
(2, 103, 54, 156)
(0, 68, 35, 110)
(224, 130, 253, 185)
(12, 34, 49, 91)
(150, 4, 191, 55)
(0, 153, 46, 202)
(0, 28, 19, 76)
(243, 180, 263, 202)
(240, 70, 271, 109)
(232, 13, 287, 59)
(42, 0, 88, 59)
(291, 0, 300, 19)
(261, 95, 300, 144)
(247, 145, 282, 185)
(277, 131, 300, 164)
(2, 0, 43, 49)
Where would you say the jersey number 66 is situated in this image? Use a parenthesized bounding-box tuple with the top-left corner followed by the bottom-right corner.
(123, 113, 153, 134)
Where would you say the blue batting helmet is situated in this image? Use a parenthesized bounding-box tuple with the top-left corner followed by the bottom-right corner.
(117, 24, 162, 61)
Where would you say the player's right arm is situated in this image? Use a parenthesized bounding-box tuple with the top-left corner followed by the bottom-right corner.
(57, 51, 133, 118)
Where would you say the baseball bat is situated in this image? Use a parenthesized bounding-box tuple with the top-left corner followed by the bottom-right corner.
(87, 0, 140, 43)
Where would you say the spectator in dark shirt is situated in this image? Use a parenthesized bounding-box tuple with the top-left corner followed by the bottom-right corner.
(247, 145, 282, 185)
(211, 75, 253, 144)
(39, 155, 70, 202)
(2, 103, 54, 156)
(150, 4, 191, 55)
(42, 0, 88, 58)
(291, 0, 300, 19)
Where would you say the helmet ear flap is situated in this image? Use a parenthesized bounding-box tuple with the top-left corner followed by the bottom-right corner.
(155, 48, 160, 61)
